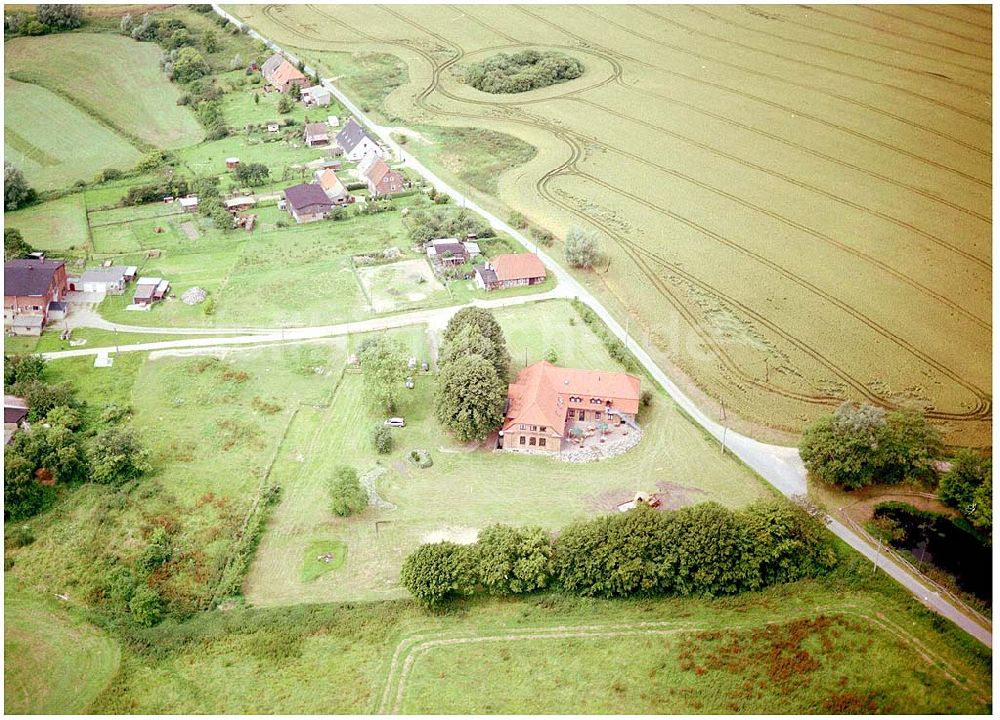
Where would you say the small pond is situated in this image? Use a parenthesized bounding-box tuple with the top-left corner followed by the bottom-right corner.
(874, 503, 991, 604)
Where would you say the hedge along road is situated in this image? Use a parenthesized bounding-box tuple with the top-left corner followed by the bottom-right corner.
(64, 5, 970, 649)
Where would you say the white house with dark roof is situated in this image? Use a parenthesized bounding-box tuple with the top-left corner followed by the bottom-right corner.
(335, 118, 384, 162)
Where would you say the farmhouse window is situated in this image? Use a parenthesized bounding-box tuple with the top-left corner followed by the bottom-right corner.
(529, 437, 536, 446)
(595, 412, 602, 420)
(520, 424, 526, 430)
(519, 436, 526, 446)
(539, 438, 546, 447)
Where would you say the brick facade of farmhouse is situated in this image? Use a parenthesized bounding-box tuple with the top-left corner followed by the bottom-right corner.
(4, 259, 68, 333)
(500, 361, 641, 454)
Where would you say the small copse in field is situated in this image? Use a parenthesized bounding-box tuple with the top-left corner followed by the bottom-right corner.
(462, 49, 584, 94)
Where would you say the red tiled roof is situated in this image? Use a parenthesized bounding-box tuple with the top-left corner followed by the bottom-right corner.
(503, 361, 642, 433)
(268, 59, 306, 87)
(490, 253, 546, 283)
(316, 169, 345, 194)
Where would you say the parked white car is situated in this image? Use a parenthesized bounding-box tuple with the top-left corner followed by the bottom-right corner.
(384, 417, 406, 428)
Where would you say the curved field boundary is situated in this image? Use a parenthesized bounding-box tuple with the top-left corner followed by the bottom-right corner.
(295, 3, 990, 421)
(376, 607, 989, 714)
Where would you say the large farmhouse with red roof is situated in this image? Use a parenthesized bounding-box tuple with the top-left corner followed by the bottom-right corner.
(475, 253, 547, 291)
(500, 360, 642, 453)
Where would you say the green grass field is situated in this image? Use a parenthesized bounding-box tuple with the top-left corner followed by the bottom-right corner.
(85, 575, 990, 714)
(4, 581, 121, 714)
(226, 3, 991, 449)
(243, 301, 771, 606)
(3, 77, 142, 191)
(6, 33, 203, 150)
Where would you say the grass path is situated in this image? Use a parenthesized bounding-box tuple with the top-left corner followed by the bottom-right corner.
(3, 583, 121, 714)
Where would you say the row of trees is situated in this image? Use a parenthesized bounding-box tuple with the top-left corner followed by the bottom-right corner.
(401, 500, 835, 604)
(4, 4, 82, 37)
(434, 308, 511, 442)
(4, 355, 151, 520)
(463, 50, 585, 94)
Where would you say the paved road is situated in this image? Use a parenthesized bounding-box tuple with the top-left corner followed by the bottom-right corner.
(101, 5, 983, 648)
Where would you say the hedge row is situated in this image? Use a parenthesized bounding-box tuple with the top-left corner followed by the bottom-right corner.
(400, 500, 836, 604)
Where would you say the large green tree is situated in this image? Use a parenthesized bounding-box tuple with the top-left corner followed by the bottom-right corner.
(799, 402, 941, 490)
(474, 524, 553, 595)
(938, 449, 992, 538)
(4, 228, 35, 260)
(399, 542, 474, 605)
(5, 163, 35, 211)
(233, 162, 270, 186)
(441, 307, 510, 380)
(434, 354, 506, 442)
(360, 336, 406, 414)
(563, 225, 601, 269)
(329, 465, 368, 517)
(7, 424, 88, 486)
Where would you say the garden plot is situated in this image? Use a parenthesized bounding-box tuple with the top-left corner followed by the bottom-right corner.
(356, 258, 446, 313)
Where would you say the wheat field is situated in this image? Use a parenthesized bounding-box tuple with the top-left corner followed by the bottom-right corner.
(227, 4, 991, 447)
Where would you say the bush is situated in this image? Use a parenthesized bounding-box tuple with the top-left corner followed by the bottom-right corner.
(6, 525, 35, 548)
(36, 4, 82, 31)
(564, 225, 601, 269)
(329, 466, 368, 517)
(474, 525, 554, 595)
(129, 586, 164, 626)
(938, 449, 992, 537)
(508, 210, 526, 228)
(4, 228, 34, 261)
(799, 403, 942, 490)
(4, 353, 44, 387)
(5, 163, 36, 211)
(90, 427, 151, 486)
(463, 50, 584, 94)
(3, 454, 50, 520)
(640, 389, 653, 408)
(531, 226, 555, 247)
(371, 424, 393, 455)
(277, 95, 294, 114)
(400, 542, 474, 604)
(543, 347, 558, 364)
(136, 527, 173, 572)
(233, 162, 270, 186)
(99, 168, 124, 182)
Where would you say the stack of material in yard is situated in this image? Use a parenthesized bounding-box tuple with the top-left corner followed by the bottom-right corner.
(181, 287, 207, 305)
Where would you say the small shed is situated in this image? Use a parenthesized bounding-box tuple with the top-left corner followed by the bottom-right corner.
(11, 315, 43, 336)
(267, 122, 280, 133)
(226, 157, 241, 169)
(178, 196, 199, 212)
(225, 196, 257, 213)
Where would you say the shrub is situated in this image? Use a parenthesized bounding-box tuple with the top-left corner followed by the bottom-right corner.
(6, 525, 35, 548)
(799, 403, 942, 490)
(371, 424, 393, 455)
(531, 226, 555, 247)
(400, 542, 474, 604)
(3, 353, 44, 387)
(5, 163, 35, 211)
(474, 524, 554, 595)
(564, 225, 601, 269)
(136, 527, 173, 572)
(3, 454, 50, 520)
(99, 168, 124, 182)
(4, 228, 34, 261)
(543, 347, 559, 363)
(11, 378, 76, 421)
(329, 465, 368, 517)
(938, 449, 992, 536)
(233, 162, 270, 186)
(90, 427, 151, 486)
(36, 4, 82, 30)
(508, 210, 526, 228)
(277, 95, 294, 114)
(640, 389, 653, 408)
(129, 586, 164, 626)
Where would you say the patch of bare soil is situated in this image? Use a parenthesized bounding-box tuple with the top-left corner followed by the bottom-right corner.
(843, 491, 957, 528)
(180, 221, 199, 240)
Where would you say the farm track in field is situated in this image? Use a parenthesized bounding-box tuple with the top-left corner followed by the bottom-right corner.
(589, 5, 992, 168)
(534, 133, 990, 422)
(796, 4, 991, 60)
(686, 5, 990, 95)
(647, 6, 992, 126)
(864, 4, 992, 48)
(256, 3, 990, 433)
(376, 607, 989, 714)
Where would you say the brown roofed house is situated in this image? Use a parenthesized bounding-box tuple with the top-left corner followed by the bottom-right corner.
(304, 122, 330, 147)
(261, 53, 307, 93)
(314, 169, 349, 205)
(283, 183, 334, 224)
(362, 158, 404, 197)
(501, 361, 642, 454)
(4, 259, 68, 334)
(474, 253, 546, 291)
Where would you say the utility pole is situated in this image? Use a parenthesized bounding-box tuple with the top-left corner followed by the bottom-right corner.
(624, 316, 630, 351)
(720, 425, 727, 456)
(765, 357, 770, 383)
(720, 398, 726, 422)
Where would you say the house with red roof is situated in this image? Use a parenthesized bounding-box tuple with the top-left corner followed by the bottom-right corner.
(362, 158, 404, 197)
(261, 53, 307, 93)
(500, 360, 641, 453)
(474, 253, 546, 291)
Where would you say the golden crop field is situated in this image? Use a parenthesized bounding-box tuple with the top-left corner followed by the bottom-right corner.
(227, 4, 991, 447)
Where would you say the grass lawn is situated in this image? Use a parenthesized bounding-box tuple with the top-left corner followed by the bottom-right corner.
(3, 581, 121, 715)
(3, 78, 141, 192)
(5, 33, 203, 150)
(244, 301, 771, 606)
(300, 540, 347, 582)
(4, 194, 90, 256)
(7, 344, 344, 615)
(87, 574, 990, 713)
(217, 70, 348, 129)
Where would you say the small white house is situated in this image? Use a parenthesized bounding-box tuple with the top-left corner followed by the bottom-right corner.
(267, 122, 281, 133)
(302, 85, 332, 107)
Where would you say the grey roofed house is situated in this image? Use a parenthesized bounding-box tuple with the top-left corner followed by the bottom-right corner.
(81, 266, 128, 284)
(304, 122, 330, 144)
(474, 265, 498, 285)
(4, 259, 65, 296)
(335, 118, 375, 155)
(427, 242, 467, 259)
(260, 53, 285, 78)
(12, 315, 43, 330)
(284, 183, 334, 212)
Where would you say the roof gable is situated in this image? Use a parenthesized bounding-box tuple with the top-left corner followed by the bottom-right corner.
(4, 259, 64, 297)
(336, 118, 376, 153)
(283, 183, 333, 211)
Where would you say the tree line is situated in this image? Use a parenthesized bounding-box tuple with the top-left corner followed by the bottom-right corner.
(401, 500, 835, 604)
